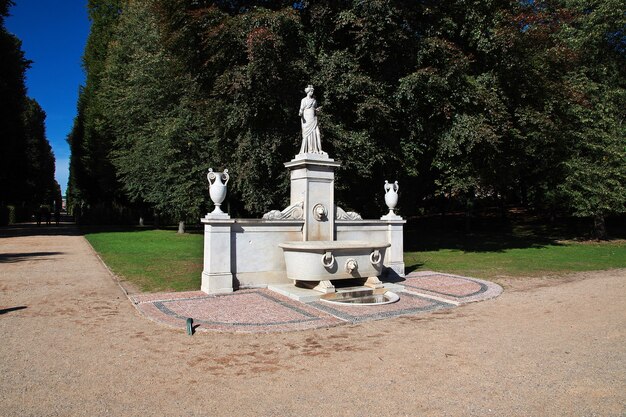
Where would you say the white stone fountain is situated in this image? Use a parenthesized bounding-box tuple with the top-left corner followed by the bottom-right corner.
(201, 85, 405, 301)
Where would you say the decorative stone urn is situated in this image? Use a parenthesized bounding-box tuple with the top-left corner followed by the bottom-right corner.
(207, 168, 229, 216)
(383, 180, 399, 217)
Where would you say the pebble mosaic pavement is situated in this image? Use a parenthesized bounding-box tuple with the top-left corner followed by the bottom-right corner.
(131, 271, 502, 333)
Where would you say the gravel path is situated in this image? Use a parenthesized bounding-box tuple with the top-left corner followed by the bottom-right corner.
(1, 223, 624, 416)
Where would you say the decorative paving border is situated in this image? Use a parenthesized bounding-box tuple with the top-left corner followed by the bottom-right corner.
(404, 276, 488, 298)
(402, 271, 503, 304)
(130, 272, 503, 333)
(131, 291, 208, 305)
(154, 291, 321, 327)
(134, 289, 343, 333)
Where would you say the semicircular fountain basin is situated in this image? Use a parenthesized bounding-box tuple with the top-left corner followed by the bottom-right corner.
(279, 240, 391, 282)
(321, 288, 399, 306)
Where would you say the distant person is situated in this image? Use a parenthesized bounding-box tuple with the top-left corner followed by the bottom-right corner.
(35, 207, 42, 226)
(54, 206, 60, 225)
(42, 205, 51, 225)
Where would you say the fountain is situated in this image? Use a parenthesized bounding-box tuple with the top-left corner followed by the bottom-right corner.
(200, 85, 405, 302)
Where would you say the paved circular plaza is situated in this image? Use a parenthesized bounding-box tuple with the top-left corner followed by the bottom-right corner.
(131, 272, 502, 333)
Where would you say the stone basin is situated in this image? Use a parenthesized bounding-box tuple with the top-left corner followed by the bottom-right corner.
(278, 240, 390, 282)
(320, 288, 400, 305)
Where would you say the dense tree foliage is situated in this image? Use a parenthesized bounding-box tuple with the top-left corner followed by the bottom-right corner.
(99, 0, 212, 231)
(555, 0, 626, 238)
(22, 98, 57, 208)
(68, 0, 625, 236)
(67, 0, 122, 222)
(0, 0, 29, 212)
(0, 0, 59, 225)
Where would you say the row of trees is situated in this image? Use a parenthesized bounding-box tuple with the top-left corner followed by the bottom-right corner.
(0, 0, 60, 225)
(68, 0, 624, 237)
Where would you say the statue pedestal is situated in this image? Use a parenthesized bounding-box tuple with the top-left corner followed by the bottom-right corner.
(285, 154, 341, 241)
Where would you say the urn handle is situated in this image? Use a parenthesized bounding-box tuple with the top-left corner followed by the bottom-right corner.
(208, 168, 230, 186)
(384, 180, 399, 194)
(208, 168, 215, 185)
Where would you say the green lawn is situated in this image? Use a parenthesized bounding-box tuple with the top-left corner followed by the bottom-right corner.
(404, 213, 626, 279)
(84, 229, 203, 292)
(84, 226, 626, 293)
(405, 241, 626, 279)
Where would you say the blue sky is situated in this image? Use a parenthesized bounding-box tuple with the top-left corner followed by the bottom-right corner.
(5, 1, 91, 196)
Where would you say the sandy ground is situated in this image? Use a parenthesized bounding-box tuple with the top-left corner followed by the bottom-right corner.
(1, 224, 625, 416)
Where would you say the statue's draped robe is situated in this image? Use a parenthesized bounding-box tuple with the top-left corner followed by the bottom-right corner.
(299, 97, 322, 154)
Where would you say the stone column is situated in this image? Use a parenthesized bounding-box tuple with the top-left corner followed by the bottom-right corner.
(200, 217, 235, 294)
(284, 155, 341, 241)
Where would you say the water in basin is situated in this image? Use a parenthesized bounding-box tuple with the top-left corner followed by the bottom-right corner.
(320, 288, 399, 306)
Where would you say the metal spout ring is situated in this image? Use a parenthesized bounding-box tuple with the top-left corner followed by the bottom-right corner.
(370, 250, 382, 265)
(321, 251, 335, 268)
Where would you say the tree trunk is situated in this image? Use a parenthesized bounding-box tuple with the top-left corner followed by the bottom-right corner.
(520, 180, 528, 207)
(498, 193, 507, 221)
(464, 196, 473, 234)
(593, 214, 607, 240)
(439, 197, 448, 231)
(178, 220, 185, 234)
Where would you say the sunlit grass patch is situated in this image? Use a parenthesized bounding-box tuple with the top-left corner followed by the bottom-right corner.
(85, 226, 626, 293)
(405, 241, 626, 279)
(85, 229, 203, 292)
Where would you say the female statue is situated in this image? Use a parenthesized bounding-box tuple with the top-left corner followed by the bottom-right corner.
(298, 85, 324, 154)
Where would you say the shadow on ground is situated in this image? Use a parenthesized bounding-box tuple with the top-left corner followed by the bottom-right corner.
(404, 263, 425, 275)
(0, 306, 27, 315)
(0, 252, 65, 263)
(0, 214, 81, 239)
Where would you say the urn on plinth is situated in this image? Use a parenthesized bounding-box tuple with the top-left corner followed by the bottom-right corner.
(381, 180, 401, 220)
(207, 168, 230, 217)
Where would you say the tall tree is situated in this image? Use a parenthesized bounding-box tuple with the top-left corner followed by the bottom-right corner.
(100, 0, 212, 231)
(161, 2, 309, 215)
(394, 0, 519, 222)
(303, 0, 418, 216)
(22, 98, 57, 207)
(555, 0, 626, 237)
(68, 0, 625, 232)
(1, 1, 57, 224)
(0, 0, 29, 210)
(173, 0, 422, 216)
(67, 0, 122, 220)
